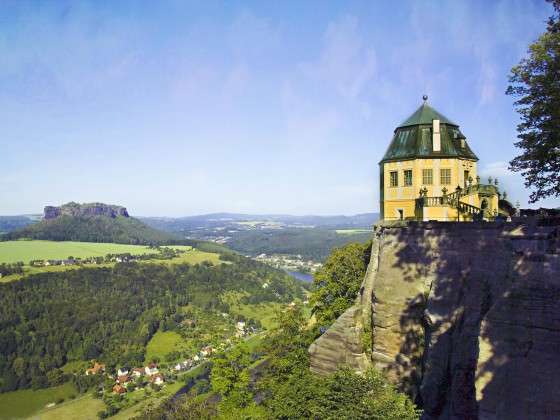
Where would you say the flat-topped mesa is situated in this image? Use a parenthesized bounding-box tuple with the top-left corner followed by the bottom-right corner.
(44, 202, 130, 220)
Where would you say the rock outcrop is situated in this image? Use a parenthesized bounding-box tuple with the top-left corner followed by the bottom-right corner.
(44, 202, 129, 220)
(309, 219, 560, 420)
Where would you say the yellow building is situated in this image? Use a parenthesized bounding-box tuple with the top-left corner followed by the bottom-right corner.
(380, 96, 500, 222)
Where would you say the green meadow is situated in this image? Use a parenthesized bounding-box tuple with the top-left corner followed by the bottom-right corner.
(0, 240, 158, 264)
(0, 382, 77, 419)
(144, 330, 188, 363)
(222, 291, 282, 330)
(29, 394, 105, 420)
(0, 241, 220, 282)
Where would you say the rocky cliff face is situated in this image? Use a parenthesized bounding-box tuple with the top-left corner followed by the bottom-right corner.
(309, 220, 560, 420)
(44, 202, 129, 220)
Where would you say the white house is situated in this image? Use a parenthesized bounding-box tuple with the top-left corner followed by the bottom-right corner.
(145, 363, 158, 376)
(200, 346, 214, 357)
(150, 373, 165, 385)
(117, 367, 129, 376)
(236, 321, 247, 337)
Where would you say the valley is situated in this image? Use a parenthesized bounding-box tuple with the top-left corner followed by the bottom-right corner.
(140, 213, 377, 273)
(0, 204, 407, 419)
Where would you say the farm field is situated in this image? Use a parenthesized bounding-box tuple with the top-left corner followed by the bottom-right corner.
(0, 240, 159, 264)
(335, 228, 372, 235)
(0, 382, 77, 420)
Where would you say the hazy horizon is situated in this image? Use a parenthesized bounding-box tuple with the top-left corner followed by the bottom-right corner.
(1, 207, 380, 218)
(2, 0, 560, 216)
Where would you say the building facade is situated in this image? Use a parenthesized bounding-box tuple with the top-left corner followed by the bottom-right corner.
(380, 97, 499, 221)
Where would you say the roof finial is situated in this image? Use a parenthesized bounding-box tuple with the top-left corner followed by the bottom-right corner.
(422, 94, 428, 103)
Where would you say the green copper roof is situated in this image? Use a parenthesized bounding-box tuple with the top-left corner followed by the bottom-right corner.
(380, 99, 478, 163)
(397, 102, 457, 128)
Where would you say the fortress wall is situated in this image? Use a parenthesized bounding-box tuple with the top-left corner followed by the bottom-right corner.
(309, 220, 560, 420)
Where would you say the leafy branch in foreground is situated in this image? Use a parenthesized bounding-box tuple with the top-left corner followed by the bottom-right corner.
(506, 0, 560, 202)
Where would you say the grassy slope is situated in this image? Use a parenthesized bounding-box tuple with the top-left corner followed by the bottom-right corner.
(144, 331, 188, 363)
(153, 249, 222, 266)
(222, 291, 282, 330)
(0, 382, 77, 420)
(28, 394, 104, 420)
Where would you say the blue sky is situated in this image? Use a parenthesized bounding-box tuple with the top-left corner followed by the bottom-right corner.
(1, 0, 558, 216)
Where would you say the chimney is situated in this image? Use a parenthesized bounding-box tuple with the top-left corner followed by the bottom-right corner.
(432, 119, 441, 152)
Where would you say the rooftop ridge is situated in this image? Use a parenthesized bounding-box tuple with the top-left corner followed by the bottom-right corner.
(397, 101, 457, 129)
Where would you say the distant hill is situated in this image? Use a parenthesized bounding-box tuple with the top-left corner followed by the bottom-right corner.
(139, 212, 378, 261)
(0, 215, 39, 234)
(5, 203, 175, 244)
(141, 212, 379, 232)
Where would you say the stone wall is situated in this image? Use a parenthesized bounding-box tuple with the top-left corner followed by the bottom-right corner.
(308, 220, 560, 420)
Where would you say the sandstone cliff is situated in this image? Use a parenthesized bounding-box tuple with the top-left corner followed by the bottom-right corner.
(309, 220, 560, 420)
(44, 202, 129, 220)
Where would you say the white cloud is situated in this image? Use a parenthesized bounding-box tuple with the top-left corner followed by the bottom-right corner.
(478, 60, 498, 105)
(479, 161, 512, 179)
(300, 15, 376, 99)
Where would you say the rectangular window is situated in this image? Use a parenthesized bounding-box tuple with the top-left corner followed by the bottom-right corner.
(440, 168, 451, 185)
(404, 169, 413, 186)
(389, 171, 398, 187)
(422, 169, 433, 185)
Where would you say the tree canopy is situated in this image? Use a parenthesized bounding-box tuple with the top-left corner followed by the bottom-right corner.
(506, 0, 560, 202)
(310, 241, 371, 328)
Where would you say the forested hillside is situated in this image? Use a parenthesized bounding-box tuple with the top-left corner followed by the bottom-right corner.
(0, 216, 36, 234)
(5, 215, 175, 244)
(0, 256, 302, 393)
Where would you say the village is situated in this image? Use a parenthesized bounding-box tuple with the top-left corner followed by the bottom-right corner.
(254, 253, 322, 274)
(82, 319, 251, 398)
(28, 247, 185, 268)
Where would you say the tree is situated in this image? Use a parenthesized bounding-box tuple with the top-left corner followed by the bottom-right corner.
(264, 305, 314, 380)
(310, 241, 371, 328)
(210, 344, 253, 411)
(47, 368, 64, 386)
(12, 357, 26, 378)
(506, 0, 560, 202)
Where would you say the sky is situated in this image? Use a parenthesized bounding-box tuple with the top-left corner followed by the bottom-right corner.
(1, 0, 559, 216)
